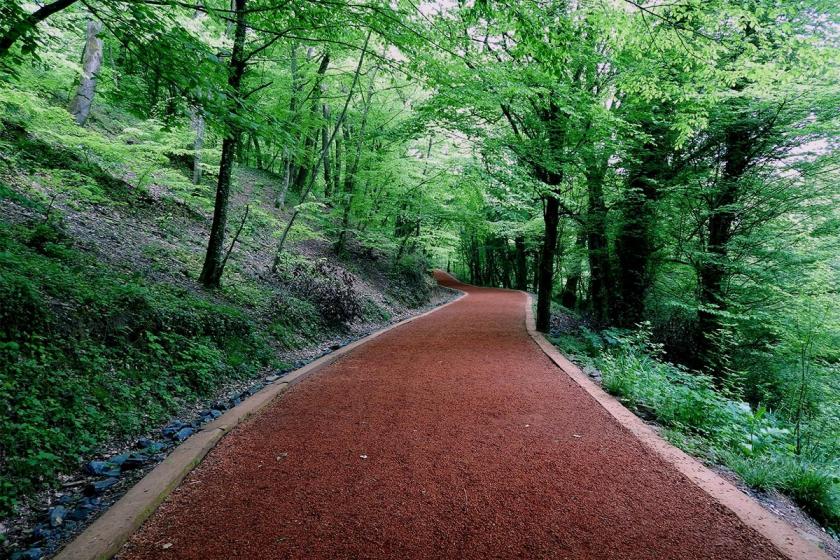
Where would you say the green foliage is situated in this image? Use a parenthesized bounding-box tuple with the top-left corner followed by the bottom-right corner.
(0, 219, 274, 516)
(580, 327, 839, 533)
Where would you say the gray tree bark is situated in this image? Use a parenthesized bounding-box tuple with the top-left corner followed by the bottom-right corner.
(190, 106, 205, 184)
(69, 18, 103, 126)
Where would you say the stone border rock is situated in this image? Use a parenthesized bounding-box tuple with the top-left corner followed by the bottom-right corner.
(523, 294, 829, 560)
(53, 291, 467, 560)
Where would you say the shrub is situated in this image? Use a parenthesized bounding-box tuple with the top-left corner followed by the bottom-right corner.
(288, 259, 363, 326)
(587, 324, 839, 533)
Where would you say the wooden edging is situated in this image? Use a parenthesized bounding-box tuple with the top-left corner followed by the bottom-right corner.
(523, 294, 829, 560)
(54, 290, 468, 560)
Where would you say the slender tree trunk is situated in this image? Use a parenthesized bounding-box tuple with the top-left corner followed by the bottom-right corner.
(514, 235, 527, 290)
(500, 239, 512, 289)
(537, 194, 561, 332)
(586, 163, 611, 325)
(273, 31, 371, 265)
(332, 122, 343, 197)
(322, 103, 332, 196)
(251, 133, 263, 169)
(560, 229, 586, 309)
(276, 148, 291, 208)
(290, 52, 330, 195)
(336, 65, 378, 254)
(199, 0, 247, 288)
(531, 250, 540, 292)
(69, 18, 104, 126)
(190, 107, 205, 184)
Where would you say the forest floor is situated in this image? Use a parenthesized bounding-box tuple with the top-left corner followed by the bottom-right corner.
(119, 272, 790, 560)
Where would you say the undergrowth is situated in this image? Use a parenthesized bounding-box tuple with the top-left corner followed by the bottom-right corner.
(550, 323, 840, 535)
(0, 218, 278, 516)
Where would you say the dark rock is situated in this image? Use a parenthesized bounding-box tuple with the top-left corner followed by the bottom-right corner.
(10, 548, 42, 560)
(173, 427, 194, 442)
(161, 421, 186, 438)
(67, 498, 100, 520)
(83, 477, 119, 496)
(48, 505, 66, 527)
(108, 453, 129, 467)
(330, 343, 341, 350)
(32, 523, 51, 539)
(85, 460, 110, 476)
(231, 397, 241, 406)
(120, 452, 148, 470)
(137, 439, 167, 453)
(199, 409, 222, 423)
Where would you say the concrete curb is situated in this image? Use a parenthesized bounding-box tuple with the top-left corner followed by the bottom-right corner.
(54, 290, 468, 560)
(523, 294, 829, 560)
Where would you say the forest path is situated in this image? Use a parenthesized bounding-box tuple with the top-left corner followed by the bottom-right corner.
(119, 272, 786, 560)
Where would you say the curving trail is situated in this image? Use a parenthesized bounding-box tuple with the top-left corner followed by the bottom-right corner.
(120, 272, 786, 560)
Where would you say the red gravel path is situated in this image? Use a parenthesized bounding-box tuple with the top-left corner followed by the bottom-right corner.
(120, 273, 786, 560)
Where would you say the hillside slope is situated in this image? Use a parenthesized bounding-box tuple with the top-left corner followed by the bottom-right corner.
(0, 83, 452, 555)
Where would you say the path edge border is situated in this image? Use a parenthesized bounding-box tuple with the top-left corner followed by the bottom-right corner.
(54, 289, 468, 560)
(523, 294, 828, 560)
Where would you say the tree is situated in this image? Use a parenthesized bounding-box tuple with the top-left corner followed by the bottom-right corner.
(69, 18, 105, 125)
(198, 0, 248, 288)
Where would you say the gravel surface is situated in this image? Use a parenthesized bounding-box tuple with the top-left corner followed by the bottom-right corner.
(119, 274, 787, 560)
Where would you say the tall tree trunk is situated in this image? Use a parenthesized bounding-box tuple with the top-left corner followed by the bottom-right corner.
(514, 235, 527, 290)
(536, 194, 561, 332)
(615, 136, 662, 327)
(251, 133, 263, 169)
(332, 121, 343, 197)
(560, 229, 586, 309)
(696, 119, 750, 369)
(199, 0, 247, 288)
(290, 52, 331, 195)
(336, 65, 378, 254)
(69, 18, 104, 126)
(272, 31, 371, 264)
(322, 103, 332, 197)
(190, 106, 205, 184)
(276, 149, 291, 208)
(586, 162, 611, 325)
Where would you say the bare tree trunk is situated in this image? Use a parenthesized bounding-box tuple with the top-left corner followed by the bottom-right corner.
(322, 103, 332, 196)
(276, 148, 291, 208)
(560, 229, 586, 309)
(537, 194, 560, 332)
(251, 133, 263, 169)
(290, 52, 331, 195)
(332, 121, 343, 197)
(190, 107, 205, 184)
(69, 18, 103, 126)
(199, 0, 247, 288)
(586, 160, 611, 325)
(514, 235, 527, 290)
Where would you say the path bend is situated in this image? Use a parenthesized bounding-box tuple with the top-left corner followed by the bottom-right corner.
(120, 272, 787, 560)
